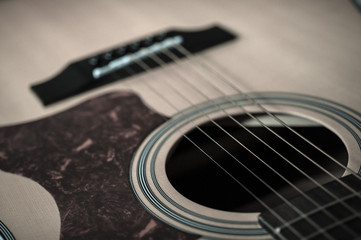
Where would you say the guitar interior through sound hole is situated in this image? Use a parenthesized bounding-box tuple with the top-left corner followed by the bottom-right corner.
(166, 113, 348, 213)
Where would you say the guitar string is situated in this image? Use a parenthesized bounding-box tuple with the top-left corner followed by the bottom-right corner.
(136, 48, 360, 238)
(156, 45, 361, 217)
(121, 54, 349, 239)
(120, 66, 304, 240)
(166, 44, 361, 228)
(125, 43, 361, 238)
(145, 47, 361, 229)
(169, 43, 361, 198)
(111, 40, 356, 237)
(124, 59, 344, 240)
(148, 48, 359, 199)
(173, 43, 361, 181)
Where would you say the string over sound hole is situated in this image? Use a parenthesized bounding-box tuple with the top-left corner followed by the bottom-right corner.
(166, 113, 348, 213)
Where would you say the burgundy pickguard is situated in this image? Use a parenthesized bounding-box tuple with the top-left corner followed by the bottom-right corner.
(0, 92, 198, 240)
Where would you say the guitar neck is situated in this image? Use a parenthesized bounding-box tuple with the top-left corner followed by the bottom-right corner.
(259, 174, 361, 239)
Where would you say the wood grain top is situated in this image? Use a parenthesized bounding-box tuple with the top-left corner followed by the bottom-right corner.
(0, 0, 360, 125)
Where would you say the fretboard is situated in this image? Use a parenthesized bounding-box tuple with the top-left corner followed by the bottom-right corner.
(258, 174, 361, 240)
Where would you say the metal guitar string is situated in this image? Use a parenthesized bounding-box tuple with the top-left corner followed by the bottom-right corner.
(168, 44, 361, 227)
(121, 50, 355, 238)
(117, 39, 360, 238)
(133, 57, 356, 240)
(146, 45, 358, 219)
(121, 64, 303, 240)
(124, 41, 360, 238)
(164, 45, 361, 200)
(144, 48, 361, 234)
(174, 43, 361, 181)
(138, 47, 361, 238)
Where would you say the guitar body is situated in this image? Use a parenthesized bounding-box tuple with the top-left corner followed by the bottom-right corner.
(0, 0, 361, 239)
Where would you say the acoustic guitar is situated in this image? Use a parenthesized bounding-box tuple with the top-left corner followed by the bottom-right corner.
(0, 1, 361, 239)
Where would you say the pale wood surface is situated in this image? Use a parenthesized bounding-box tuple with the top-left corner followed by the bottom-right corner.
(0, 0, 360, 126)
(0, 1, 361, 239)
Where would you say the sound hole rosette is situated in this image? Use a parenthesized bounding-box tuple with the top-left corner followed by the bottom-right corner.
(130, 92, 361, 239)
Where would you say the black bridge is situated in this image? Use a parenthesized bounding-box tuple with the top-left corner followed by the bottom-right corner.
(31, 25, 236, 106)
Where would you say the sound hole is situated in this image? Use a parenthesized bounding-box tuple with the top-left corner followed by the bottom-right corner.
(166, 113, 348, 212)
